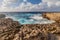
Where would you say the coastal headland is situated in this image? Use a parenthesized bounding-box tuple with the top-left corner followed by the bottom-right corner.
(0, 13, 60, 40)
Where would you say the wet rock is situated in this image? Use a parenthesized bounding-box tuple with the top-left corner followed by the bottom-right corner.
(0, 14, 6, 18)
(0, 18, 60, 40)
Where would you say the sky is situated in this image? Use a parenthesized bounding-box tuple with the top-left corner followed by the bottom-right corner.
(0, 0, 60, 12)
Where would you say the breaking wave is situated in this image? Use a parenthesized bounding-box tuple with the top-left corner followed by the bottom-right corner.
(5, 12, 55, 24)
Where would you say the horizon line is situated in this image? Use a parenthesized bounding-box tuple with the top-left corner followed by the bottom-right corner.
(0, 11, 60, 13)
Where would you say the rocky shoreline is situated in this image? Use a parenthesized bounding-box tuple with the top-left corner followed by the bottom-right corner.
(0, 13, 60, 40)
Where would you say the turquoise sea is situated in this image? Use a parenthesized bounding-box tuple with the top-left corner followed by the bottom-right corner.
(2, 12, 55, 24)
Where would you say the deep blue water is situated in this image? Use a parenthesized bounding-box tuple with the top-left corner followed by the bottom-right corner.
(2, 12, 55, 24)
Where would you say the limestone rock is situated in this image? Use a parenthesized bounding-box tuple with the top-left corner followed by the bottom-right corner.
(43, 13, 60, 22)
(0, 18, 60, 40)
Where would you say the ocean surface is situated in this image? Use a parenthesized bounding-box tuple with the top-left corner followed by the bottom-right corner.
(2, 12, 55, 24)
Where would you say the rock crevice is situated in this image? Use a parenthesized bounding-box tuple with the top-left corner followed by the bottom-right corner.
(0, 13, 60, 40)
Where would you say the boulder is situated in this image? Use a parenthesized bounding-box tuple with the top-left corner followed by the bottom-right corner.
(0, 14, 6, 18)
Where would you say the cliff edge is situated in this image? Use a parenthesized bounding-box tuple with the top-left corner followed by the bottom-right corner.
(0, 13, 60, 40)
(0, 18, 60, 40)
(43, 13, 60, 22)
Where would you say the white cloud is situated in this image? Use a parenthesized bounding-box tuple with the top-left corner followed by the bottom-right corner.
(56, 1, 60, 6)
(42, 0, 60, 7)
(42, 0, 60, 2)
(0, 0, 60, 12)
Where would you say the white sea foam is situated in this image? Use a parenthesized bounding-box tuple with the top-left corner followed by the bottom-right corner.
(5, 16, 17, 21)
(5, 13, 55, 24)
(30, 14, 43, 20)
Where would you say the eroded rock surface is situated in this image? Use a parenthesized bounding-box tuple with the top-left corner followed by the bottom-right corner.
(43, 13, 60, 21)
(21, 23, 60, 40)
(0, 18, 21, 40)
(0, 17, 60, 40)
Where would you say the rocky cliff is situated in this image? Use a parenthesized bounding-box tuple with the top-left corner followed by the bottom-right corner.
(0, 13, 60, 40)
(21, 23, 60, 40)
(0, 18, 21, 40)
(0, 18, 60, 40)
(43, 13, 60, 22)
